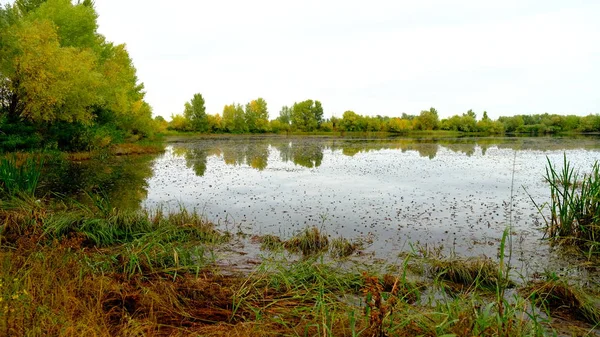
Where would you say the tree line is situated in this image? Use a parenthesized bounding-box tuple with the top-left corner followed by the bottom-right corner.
(0, 0, 158, 151)
(1, 0, 598, 154)
(169, 94, 600, 135)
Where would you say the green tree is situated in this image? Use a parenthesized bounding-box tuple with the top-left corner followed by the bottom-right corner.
(314, 100, 324, 129)
(277, 106, 292, 125)
(0, 0, 156, 150)
(340, 110, 360, 131)
(1, 19, 101, 123)
(465, 109, 476, 120)
(184, 93, 208, 132)
(168, 114, 190, 131)
(290, 99, 323, 131)
(221, 103, 246, 133)
(245, 98, 268, 133)
(414, 107, 439, 130)
(482, 111, 490, 121)
(498, 115, 524, 133)
(232, 103, 246, 133)
(207, 113, 222, 132)
(221, 104, 235, 132)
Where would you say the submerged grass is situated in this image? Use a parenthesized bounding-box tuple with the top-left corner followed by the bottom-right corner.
(524, 277, 600, 326)
(431, 257, 514, 291)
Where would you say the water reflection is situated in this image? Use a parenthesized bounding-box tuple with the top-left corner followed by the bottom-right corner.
(168, 136, 600, 177)
(290, 141, 324, 168)
(41, 154, 158, 209)
(145, 135, 600, 276)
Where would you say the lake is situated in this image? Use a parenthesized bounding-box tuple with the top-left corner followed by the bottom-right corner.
(43, 135, 600, 278)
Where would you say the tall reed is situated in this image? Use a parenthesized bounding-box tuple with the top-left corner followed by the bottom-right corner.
(542, 154, 600, 252)
(0, 154, 43, 197)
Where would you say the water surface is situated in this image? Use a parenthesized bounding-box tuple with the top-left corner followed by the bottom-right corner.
(139, 135, 600, 277)
(42, 135, 600, 279)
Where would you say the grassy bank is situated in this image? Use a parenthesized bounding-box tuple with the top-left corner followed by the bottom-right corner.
(0, 151, 599, 336)
(0, 194, 598, 336)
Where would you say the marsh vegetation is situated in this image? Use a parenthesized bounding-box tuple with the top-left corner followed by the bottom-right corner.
(1, 135, 599, 336)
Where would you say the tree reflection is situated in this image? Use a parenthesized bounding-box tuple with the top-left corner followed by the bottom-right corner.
(273, 141, 293, 163)
(246, 141, 269, 170)
(196, 139, 271, 171)
(442, 140, 476, 157)
(41, 154, 157, 210)
(184, 148, 208, 176)
(291, 141, 324, 168)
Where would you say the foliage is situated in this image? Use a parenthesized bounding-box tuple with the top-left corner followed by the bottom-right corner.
(167, 113, 190, 132)
(0, 0, 156, 151)
(414, 107, 440, 131)
(291, 99, 323, 131)
(244, 97, 269, 133)
(183, 93, 208, 132)
(221, 103, 246, 133)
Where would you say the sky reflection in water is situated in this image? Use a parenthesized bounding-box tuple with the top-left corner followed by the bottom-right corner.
(143, 136, 600, 274)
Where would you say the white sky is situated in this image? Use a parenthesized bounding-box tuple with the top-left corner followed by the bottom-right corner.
(5, 0, 600, 120)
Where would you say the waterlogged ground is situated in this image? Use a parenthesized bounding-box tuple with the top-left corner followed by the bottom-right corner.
(40, 135, 600, 281)
(137, 135, 599, 279)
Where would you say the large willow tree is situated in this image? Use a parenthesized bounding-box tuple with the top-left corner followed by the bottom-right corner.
(0, 0, 155, 150)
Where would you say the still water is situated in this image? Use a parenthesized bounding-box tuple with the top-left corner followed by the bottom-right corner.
(142, 136, 600, 272)
(43, 135, 600, 275)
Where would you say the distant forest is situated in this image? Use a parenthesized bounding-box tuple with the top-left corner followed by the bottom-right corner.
(168, 93, 600, 135)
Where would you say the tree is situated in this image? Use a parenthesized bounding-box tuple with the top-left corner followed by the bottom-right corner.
(154, 115, 168, 133)
(414, 107, 439, 130)
(482, 111, 490, 121)
(245, 98, 268, 133)
(277, 106, 291, 125)
(232, 104, 246, 133)
(465, 109, 476, 120)
(314, 100, 324, 129)
(1, 19, 101, 123)
(388, 118, 412, 132)
(221, 104, 235, 132)
(184, 93, 208, 132)
(207, 113, 222, 133)
(340, 110, 360, 131)
(290, 99, 322, 131)
(0, 0, 156, 150)
(168, 113, 190, 131)
(498, 115, 524, 133)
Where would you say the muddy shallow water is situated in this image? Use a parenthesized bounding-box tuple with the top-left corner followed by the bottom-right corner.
(136, 135, 599, 280)
(41, 135, 600, 281)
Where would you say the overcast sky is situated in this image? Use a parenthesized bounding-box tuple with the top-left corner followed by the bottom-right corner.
(6, 0, 600, 119)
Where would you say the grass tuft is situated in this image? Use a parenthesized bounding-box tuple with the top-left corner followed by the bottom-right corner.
(524, 278, 600, 326)
(283, 226, 329, 256)
(329, 237, 361, 258)
(431, 257, 514, 290)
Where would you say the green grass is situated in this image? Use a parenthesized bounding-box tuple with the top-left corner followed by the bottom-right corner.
(0, 184, 598, 335)
(283, 226, 329, 256)
(536, 154, 600, 254)
(0, 154, 43, 197)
